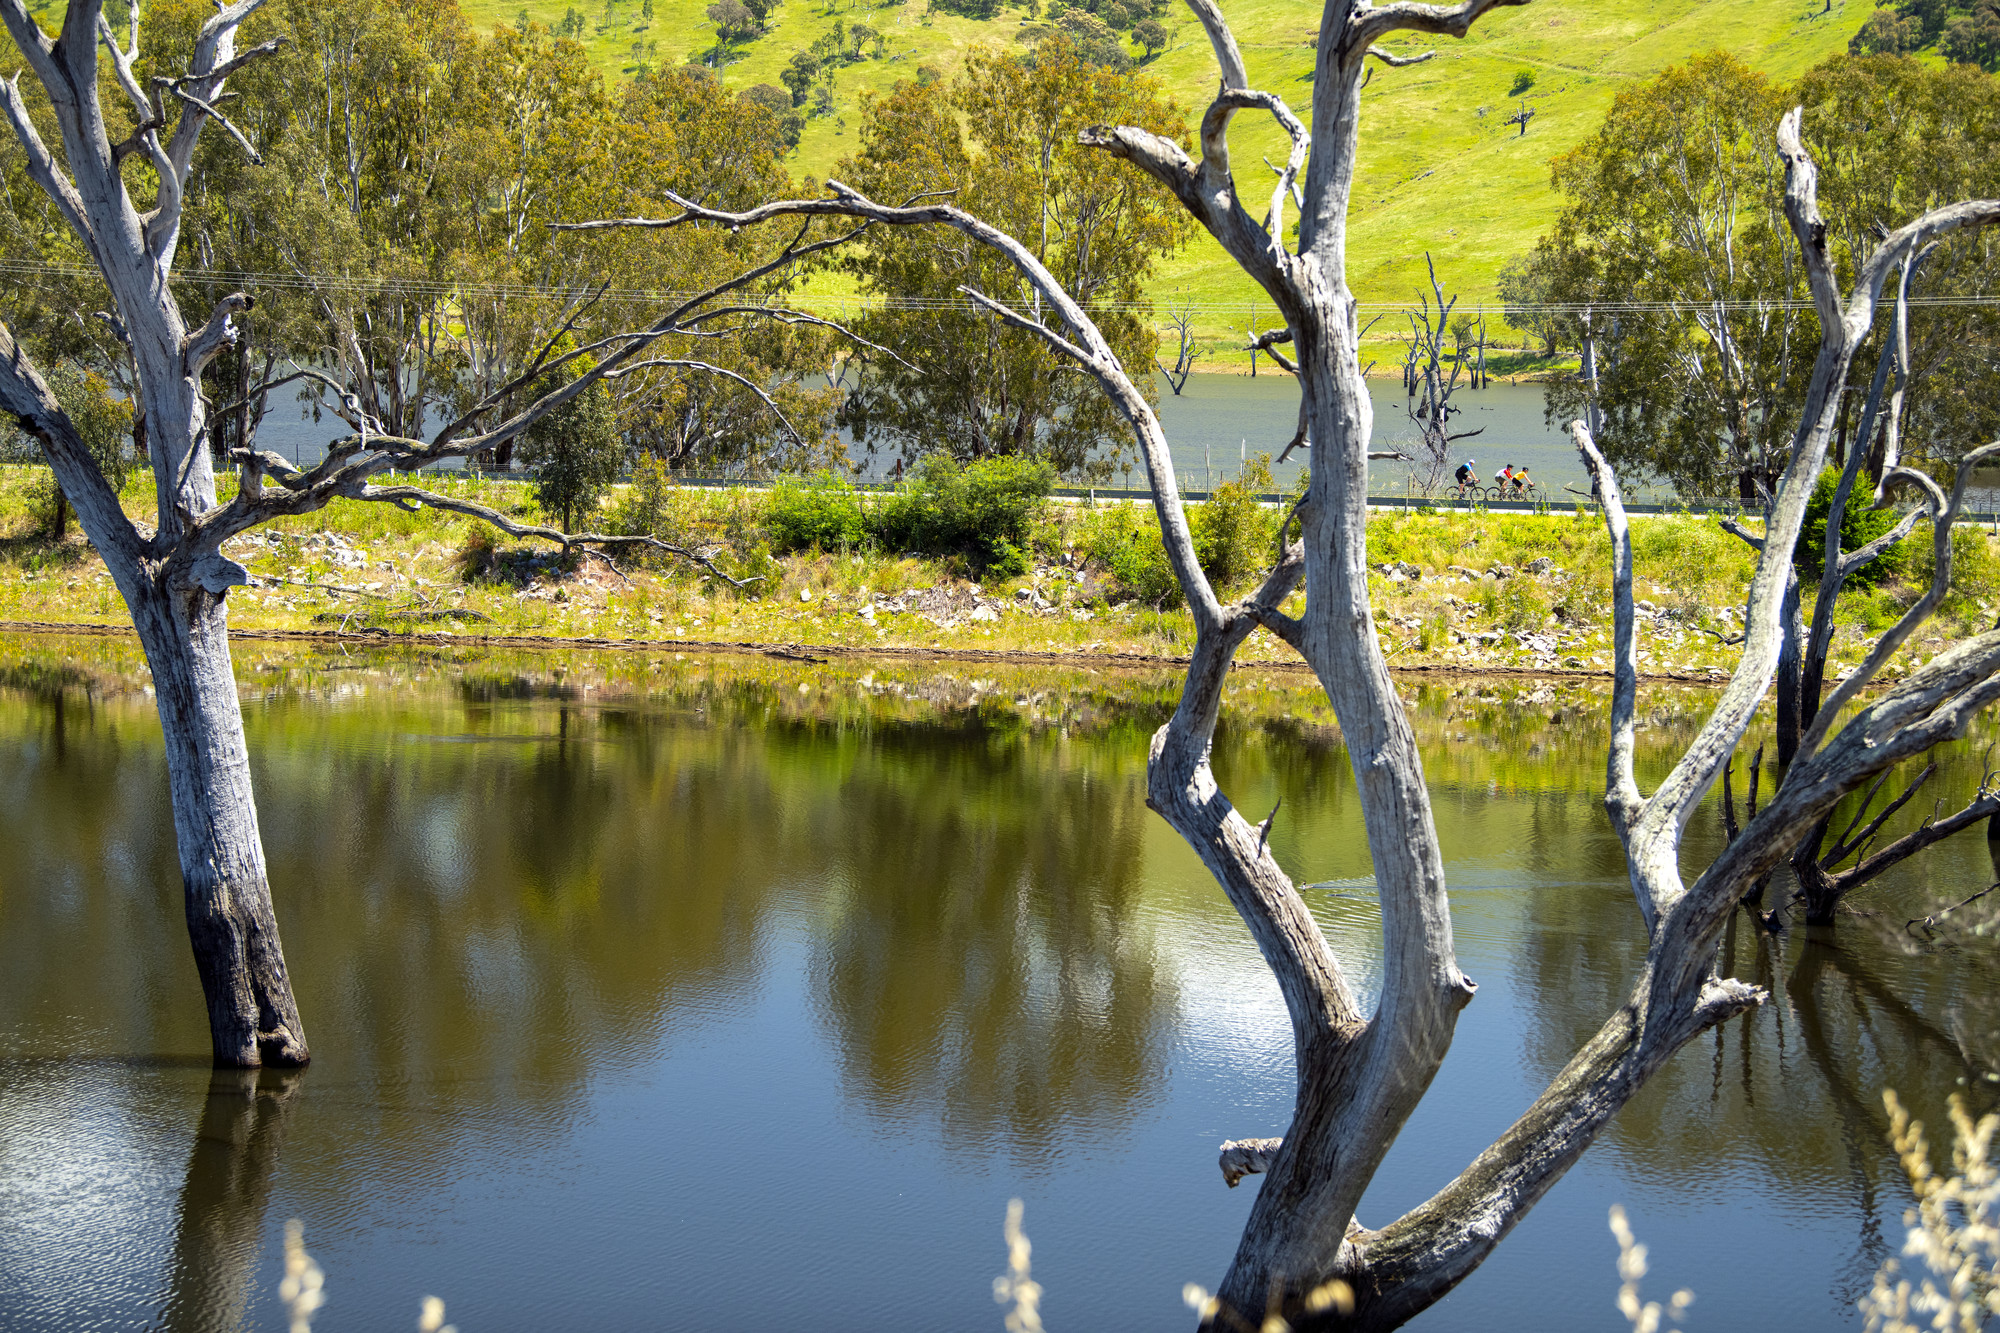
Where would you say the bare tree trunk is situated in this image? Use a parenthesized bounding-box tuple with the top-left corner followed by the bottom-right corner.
(583, 30, 2000, 1332)
(135, 585, 307, 1065)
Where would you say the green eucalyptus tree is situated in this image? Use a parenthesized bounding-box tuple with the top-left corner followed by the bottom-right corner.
(835, 35, 1189, 480)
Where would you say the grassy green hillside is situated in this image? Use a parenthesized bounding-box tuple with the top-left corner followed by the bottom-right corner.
(462, 0, 1878, 343)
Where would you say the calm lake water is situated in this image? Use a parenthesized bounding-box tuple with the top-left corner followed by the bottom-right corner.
(1, 635, 1996, 1332)
(249, 372, 1596, 499)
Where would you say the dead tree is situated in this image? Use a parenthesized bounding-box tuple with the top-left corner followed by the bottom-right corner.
(0, 0, 831, 1067)
(1157, 295, 1200, 394)
(1718, 245, 2000, 928)
(577, 17, 2000, 1330)
(1397, 253, 1483, 493)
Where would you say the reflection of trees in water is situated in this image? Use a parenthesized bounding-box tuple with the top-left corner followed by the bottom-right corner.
(1509, 812, 2000, 1311)
(808, 724, 1168, 1157)
(156, 1069, 301, 1333)
(2, 672, 1179, 1195)
(0, 683, 192, 1051)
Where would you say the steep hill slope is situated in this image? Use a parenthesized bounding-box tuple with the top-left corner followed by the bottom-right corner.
(463, 0, 1878, 343)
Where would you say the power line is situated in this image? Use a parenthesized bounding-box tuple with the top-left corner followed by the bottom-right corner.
(5, 257, 2000, 318)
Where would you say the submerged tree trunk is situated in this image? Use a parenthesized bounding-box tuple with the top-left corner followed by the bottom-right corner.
(134, 584, 307, 1067)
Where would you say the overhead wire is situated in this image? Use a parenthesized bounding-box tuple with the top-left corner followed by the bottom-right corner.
(5, 256, 2000, 318)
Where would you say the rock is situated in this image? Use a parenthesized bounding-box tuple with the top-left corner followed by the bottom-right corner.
(1524, 557, 1554, 575)
(1485, 564, 1516, 580)
(968, 605, 999, 623)
(1564, 655, 1586, 668)
(1015, 586, 1035, 600)
(858, 604, 877, 623)
(1448, 564, 1480, 581)
(799, 587, 813, 603)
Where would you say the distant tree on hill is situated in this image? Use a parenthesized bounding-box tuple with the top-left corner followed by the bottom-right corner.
(1131, 16, 1167, 57)
(835, 35, 1187, 476)
(782, 51, 818, 103)
(1050, 10, 1131, 68)
(708, 0, 759, 44)
(741, 83, 805, 147)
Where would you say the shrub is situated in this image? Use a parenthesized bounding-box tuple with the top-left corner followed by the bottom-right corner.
(519, 346, 623, 534)
(1190, 454, 1277, 590)
(1080, 501, 1181, 607)
(1799, 467, 1908, 588)
(1910, 523, 2000, 608)
(0, 366, 135, 538)
(767, 470, 868, 553)
(871, 454, 1053, 573)
(1509, 66, 1536, 95)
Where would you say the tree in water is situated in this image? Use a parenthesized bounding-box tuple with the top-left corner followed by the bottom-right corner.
(575, 0, 2000, 1323)
(0, 0, 834, 1067)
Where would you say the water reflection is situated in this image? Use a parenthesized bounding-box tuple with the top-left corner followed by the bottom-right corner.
(807, 724, 1164, 1156)
(158, 1071, 301, 1333)
(1, 638, 1997, 1333)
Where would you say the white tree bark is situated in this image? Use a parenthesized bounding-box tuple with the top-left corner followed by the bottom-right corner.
(0, 0, 808, 1065)
(580, 22, 2000, 1329)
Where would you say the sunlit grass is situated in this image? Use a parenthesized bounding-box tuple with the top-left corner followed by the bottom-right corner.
(4, 464, 1990, 682)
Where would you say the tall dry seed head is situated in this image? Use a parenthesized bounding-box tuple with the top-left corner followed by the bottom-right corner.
(1609, 1205, 1692, 1333)
(1864, 1091, 2000, 1333)
(993, 1199, 1045, 1333)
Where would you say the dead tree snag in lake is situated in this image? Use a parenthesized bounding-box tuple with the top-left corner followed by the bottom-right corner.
(1395, 254, 1483, 493)
(1158, 296, 1200, 394)
(1715, 242, 2000, 928)
(0, 0, 831, 1067)
(570, 14, 2000, 1329)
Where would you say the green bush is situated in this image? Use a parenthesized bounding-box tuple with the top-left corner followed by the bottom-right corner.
(872, 455, 1053, 573)
(1080, 501, 1181, 608)
(519, 343, 622, 534)
(1910, 524, 2000, 607)
(1799, 468, 1908, 588)
(767, 470, 868, 553)
(1190, 454, 1277, 590)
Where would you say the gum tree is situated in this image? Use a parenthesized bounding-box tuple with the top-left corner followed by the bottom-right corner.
(573, 0, 2000, 1323)
(0, 0, 822, 1068)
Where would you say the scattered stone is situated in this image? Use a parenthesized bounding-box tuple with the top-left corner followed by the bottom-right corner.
(799, 587, 813, 603)
(1523, 557, 1554, 576)
(1485, 564, 1516, 580)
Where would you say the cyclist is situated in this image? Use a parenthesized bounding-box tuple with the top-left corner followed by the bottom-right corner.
(1511, 466, 1532, 496)
(1454, 458, 1477, 492)
(1494, 464, 1513, 490)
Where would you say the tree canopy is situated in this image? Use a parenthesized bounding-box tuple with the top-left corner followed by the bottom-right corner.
(1536, 50, 2000, 499)
(834, 36, 1190, 480)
